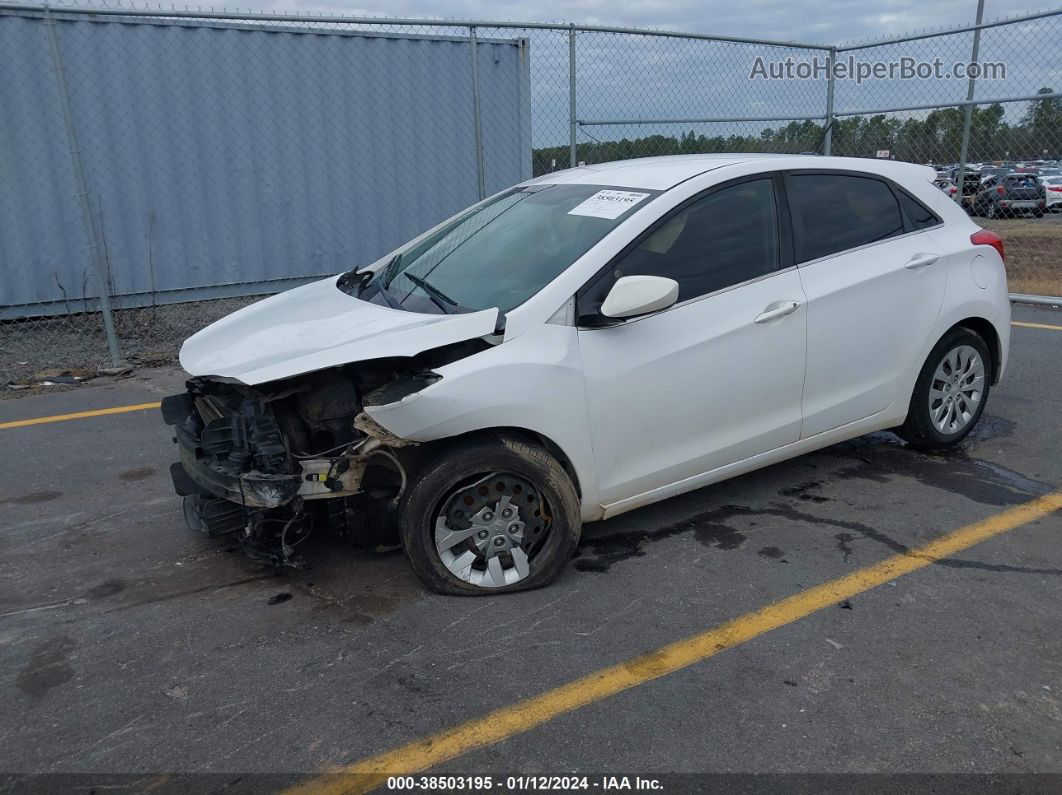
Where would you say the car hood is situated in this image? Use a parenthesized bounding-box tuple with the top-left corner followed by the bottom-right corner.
(179, 276, 500, 384)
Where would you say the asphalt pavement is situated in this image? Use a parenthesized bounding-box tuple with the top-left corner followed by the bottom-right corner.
(1, 303, 1060, 791)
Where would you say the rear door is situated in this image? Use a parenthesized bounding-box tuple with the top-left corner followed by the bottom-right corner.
(786, 171, 948, 438)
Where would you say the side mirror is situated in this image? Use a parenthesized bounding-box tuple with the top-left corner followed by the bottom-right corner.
(600, 275, 680, 319)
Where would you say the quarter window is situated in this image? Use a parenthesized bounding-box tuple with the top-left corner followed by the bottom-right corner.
(790, 174, 905, 263)
(896, 190, 941, 230)
(609, 178, 780, 303)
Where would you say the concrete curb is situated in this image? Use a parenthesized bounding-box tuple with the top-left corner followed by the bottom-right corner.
(1010, 293, 1062, 307)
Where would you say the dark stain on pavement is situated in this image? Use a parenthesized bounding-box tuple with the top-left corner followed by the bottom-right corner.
(968, 414, 1017, 442)
(575, 505, 752, 573)
(4, 490, 62, 505)
(118, 466, 156, 482)
(17, 636, 75, 701)
(779, 481, 830, 503)
(85, 578, 125, 599)
(340, 593, 407, 625)
(828, 431, 1049, 506)
(835, 533, 855, 563)
(758, 546, 785, 559)
(574, 487, 1062, 576)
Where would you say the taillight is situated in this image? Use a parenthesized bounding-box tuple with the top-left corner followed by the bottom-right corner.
(996, 185, 1005, 196)
(971, 229, 1005, 262)
(1050, 186, 1062, 192)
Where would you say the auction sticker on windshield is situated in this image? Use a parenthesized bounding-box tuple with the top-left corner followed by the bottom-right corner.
(567, 189, 651, 219)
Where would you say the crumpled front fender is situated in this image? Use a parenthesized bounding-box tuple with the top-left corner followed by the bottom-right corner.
(362, 324, 602, 521)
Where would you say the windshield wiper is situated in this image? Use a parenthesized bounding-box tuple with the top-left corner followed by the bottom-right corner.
(403, 273, 463, 314)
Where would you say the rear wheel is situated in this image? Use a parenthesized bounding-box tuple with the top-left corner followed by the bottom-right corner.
(398, 436, 581, 595)
(895, 327, 991, 450)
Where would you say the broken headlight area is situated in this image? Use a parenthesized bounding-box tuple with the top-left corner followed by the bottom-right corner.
(160, 357, 448, 568)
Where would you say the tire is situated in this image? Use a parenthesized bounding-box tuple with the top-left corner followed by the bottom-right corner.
(398, 435, 581, 595)
(1032, 210, 1044, 219)
(894, 327, 992, 450)
(986, 202, 999, 219)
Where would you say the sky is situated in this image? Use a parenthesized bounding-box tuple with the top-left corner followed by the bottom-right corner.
(111, 0, 1059, 147)
(247, 0, 1048, 46)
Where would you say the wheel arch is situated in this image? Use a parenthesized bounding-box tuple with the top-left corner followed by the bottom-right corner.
(411, 426, 583, 498)
(952, 316, 1002, 384)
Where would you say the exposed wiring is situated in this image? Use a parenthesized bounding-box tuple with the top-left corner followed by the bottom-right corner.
(291, 440, 355, 459)
(366, 448, 407, 504)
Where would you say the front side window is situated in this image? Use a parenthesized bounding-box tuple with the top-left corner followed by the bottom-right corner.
(356, 184, 657, 314)
(600, 178, 780, 304)
(790, 174, 904, 263)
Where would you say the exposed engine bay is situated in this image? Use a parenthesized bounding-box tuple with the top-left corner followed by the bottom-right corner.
(161, 340, 488, 567)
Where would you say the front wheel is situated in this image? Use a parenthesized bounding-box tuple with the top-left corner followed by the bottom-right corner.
(398, 436, 581, 595)
(894, 327, 991, 450)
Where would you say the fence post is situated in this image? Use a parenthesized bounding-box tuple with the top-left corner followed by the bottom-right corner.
(568, 24, 577, 168)
(469, 26, 486, 200)
(954, 0, 985, 206)
(823, 46, 836, 155)
(42, 5, 121, 367)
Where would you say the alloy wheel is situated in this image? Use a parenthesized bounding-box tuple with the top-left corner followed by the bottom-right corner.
(928, 345, 985, 435)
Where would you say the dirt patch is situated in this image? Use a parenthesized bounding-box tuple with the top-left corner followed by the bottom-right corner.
(17, 636, 76, 701)
(119, 466, 156, 482)
(3, 490, 63, 505)
(981, 216, 1062, 296)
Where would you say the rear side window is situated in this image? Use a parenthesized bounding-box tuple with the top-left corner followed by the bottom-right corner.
(896, 190, 941, 230)
(790, 174, 905, 263)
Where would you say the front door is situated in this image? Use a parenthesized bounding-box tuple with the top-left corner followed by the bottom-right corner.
(576, 175, 808, 507)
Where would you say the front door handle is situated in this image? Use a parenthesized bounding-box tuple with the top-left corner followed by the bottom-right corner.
(754, 300, 801, 324)
(904, 253, 940, 270)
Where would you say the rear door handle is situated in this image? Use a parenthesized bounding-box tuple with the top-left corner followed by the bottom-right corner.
(904, 253, 940, 270)
(754, 300, 801, 324)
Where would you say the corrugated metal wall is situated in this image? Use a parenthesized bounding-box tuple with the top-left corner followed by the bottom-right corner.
(0, 10, 531, 319)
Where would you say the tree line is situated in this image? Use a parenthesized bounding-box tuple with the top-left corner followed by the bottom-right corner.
(532, 87, 1061, 176)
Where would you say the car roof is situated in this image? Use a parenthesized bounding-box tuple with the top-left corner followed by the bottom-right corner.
(525, 154, 936, 191)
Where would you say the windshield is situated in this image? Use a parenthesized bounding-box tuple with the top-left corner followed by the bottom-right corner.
(357, 183, 657, 314)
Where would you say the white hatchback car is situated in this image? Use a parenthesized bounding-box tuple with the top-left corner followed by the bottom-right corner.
(163, 154, 1010, 594)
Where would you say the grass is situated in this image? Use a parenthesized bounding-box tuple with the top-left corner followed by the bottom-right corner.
(980, 214, 1062, 297)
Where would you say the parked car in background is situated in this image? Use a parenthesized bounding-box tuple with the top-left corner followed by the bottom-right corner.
(163, 155, 1011, 594)
(972, 173, 1047, 218)
(934, 177, 959, 199)
(979, 166, 1012, 183)
(949, 169, 982, 207)
(1041, 175, 1062, 211)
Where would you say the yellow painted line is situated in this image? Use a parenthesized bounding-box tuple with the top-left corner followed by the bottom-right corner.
(0, 401, 161, 430)
(287, 491, 1062, 795)
(1012, 320, 1062, 332)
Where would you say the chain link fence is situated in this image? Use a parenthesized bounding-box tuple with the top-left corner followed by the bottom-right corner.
(2, 3, 1060, 390)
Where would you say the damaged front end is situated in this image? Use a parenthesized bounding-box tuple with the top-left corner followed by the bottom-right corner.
(161, 350, 472, 567)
